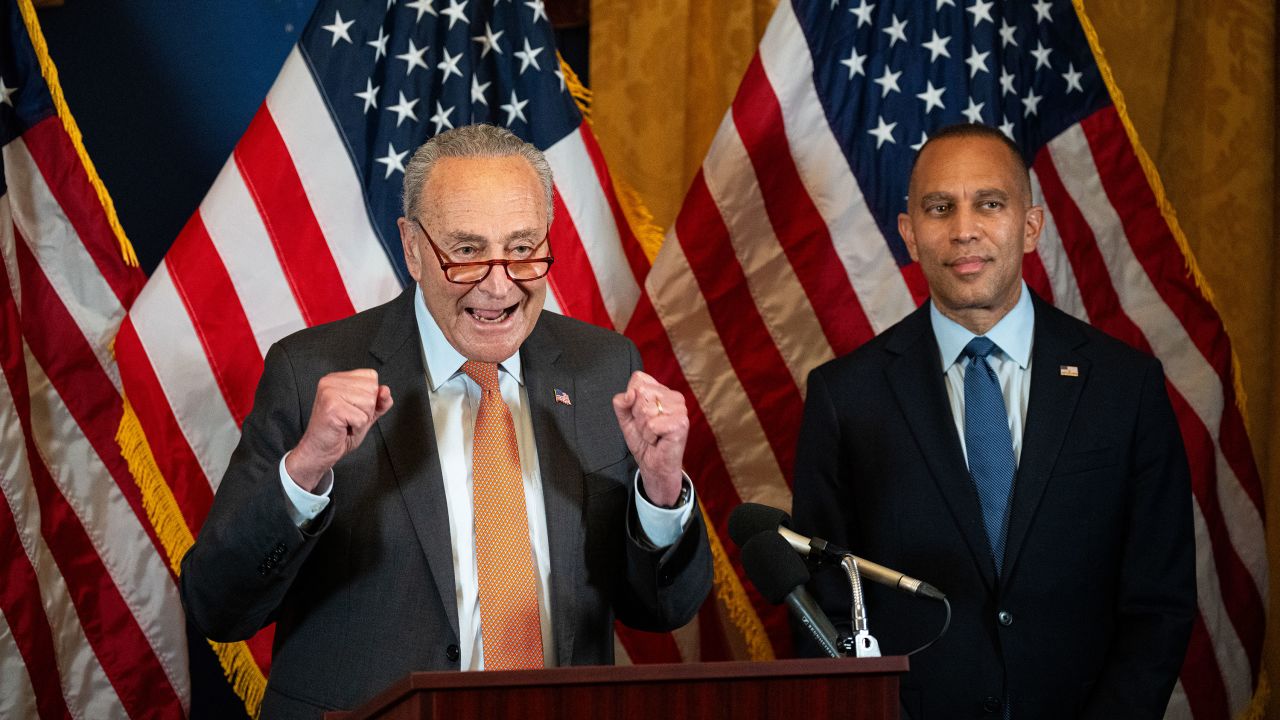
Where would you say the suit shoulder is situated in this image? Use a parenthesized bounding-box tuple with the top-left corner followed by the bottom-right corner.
(811, 307, 925, 382)
(1040, 302, 1162, 371)
(535, 311, 636, 354)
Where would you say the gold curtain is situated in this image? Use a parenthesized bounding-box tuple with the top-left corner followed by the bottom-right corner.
(590, 0, 1277, 713)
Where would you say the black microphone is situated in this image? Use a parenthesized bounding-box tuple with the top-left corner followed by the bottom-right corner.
(740, 531, 842, 658)
(729, 502, 946, 601)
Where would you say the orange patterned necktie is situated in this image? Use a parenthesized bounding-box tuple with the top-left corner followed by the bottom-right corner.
(461, 360, 545, 670)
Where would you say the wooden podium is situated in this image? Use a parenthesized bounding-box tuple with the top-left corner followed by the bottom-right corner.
(324, 656, 908, 720)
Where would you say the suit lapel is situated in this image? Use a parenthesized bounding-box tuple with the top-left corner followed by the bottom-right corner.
(1002, 297, 1088, 580)
(371, 290, 460, 639)
(520, 315, 583, 666)
(884, 304, 998, 591)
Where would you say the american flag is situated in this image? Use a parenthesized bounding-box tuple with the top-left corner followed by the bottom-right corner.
(112, 0, 671, 715)
(1, 0, 190, 717)
(642, 0, 1266, 718)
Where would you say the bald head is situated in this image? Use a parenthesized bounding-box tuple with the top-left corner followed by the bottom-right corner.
(908, 123, 1032, 207)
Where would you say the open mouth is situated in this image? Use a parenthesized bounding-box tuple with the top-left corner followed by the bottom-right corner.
(465, 302, 519, 324)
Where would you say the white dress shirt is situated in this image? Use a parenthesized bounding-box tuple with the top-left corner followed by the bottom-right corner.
(930, 282, 1035, 466)
(278, 286, 693, 670)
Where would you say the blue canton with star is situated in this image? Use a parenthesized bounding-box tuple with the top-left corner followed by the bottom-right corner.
(797, 0, 1108, 266)
(1, 0, 59, 198)
(300, 0, 580, 286)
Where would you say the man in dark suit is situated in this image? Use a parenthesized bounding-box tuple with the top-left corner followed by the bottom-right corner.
(180, 124, 712, 719)
(792, 123, 1195, 719)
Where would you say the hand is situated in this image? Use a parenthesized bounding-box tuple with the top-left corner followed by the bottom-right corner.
(612, 371, 689, 507)
(285, 369, 393, 492)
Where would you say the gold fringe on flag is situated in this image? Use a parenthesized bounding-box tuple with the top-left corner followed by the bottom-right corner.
(1072, 0, 1253, 431)
(117, 397, 269, 718)
(15, 0, 139, 267)
(1073, 2, 1267, 716)
(701, 505, 775, 660)
(557, 53, 667, 263)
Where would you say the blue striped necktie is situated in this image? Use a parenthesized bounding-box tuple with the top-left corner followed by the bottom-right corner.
(963, 337, 1017, 575)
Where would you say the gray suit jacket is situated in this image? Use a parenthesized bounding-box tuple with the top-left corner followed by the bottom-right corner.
(180, 289, 712, 719)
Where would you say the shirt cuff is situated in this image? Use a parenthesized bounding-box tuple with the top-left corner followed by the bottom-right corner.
(279, 452, 333, 529)
(633, 471, 694, 548)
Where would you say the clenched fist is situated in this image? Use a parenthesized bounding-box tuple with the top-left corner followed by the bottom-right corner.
(612, 371, 689, 507)
(285, 369, 393, 491)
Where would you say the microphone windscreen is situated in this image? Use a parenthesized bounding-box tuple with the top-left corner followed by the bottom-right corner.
(727, 503, 791, 548)
(741, 531, 810, 605)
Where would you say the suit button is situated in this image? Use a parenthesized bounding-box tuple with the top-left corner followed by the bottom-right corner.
(982, 696, 1002, 713)
(997, 610, 1013, 626)
(446, 644, 460, 662)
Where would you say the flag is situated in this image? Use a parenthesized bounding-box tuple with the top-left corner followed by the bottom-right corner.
(0, 0, 192, 717)
(641, 0, 1266, 717)
(112, 0, 673, 714)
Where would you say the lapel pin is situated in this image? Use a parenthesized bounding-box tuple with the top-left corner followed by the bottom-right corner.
(1059, 365, 1079, 377)
(554, 388, 573, 406)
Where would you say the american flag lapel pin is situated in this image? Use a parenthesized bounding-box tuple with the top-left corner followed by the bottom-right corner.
(554, 388, 572, 406)
(1060, 365, 1079, 377)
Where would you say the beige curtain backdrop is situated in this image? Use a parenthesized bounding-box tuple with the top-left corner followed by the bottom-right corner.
(590, 0, 1278, 714)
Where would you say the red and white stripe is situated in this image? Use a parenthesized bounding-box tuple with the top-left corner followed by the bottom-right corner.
(638, 1, 1266, 717)
(114, 41, 683, 698)
(2, 108, 189, 719)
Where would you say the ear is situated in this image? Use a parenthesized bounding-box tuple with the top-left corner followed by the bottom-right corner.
(397, 217, 423, 282)
(1023, 205, 1044, 255)
(898, 212, 920, 262)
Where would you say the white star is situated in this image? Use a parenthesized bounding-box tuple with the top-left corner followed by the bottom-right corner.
(514, 38, 544, 74)
(499, 89, 529, 125)
(1062, 62, 1083, 93)
(397, 39, 430, 76)
(1032, 0, 1053, 23)
(849, 0, 874, 27)
(830, 0, 839, 8)
(998, 19, 1018, 47)
(437, 48, 464, 81)
(1022, 88, 1043, 117)
(430, 101, 455, 134)
(999, 68, 1017, 96)
(0, 77, 15, 107)
(867, 116, 897, 149)
(911, 131, 929, 151)
(840, 48, 867, 79)
(387, 0, 396, 10)
(554, 67, 565, 91)
(388, 91, 420, 126)
(967, 0, 994, 27)
(873, 66, 902, 97)
(367, 27, 389, 60)
(525, 0, 548, 23)
(916, 80, 946, 113)
(355, 78, 380, 113)
(322, 11, 354, 46)
(1000, 116, 1015, 139)
(1031, 40, 1053, 70)
(472, 22, 504, 57)
(882, 14, 908, 47)
(406, 0, 437, 21)
(441, 0, 469, 29)
(376, 143, 408, 179)
(471, 75, 491, 105)
(922, 30, 951, 62)
(965, 46, 990, 77)
(962, 97, 985, 123)
(936, 0, 955, 8)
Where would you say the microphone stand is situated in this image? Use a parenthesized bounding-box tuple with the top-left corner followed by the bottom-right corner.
(840, 554, 881, 658)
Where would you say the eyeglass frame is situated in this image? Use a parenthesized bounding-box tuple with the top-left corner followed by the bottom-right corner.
(411, 218, 555, 285)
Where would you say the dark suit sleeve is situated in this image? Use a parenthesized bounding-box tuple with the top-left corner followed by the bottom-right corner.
(179, 342, 331, 642)
(614, 339, 713, 631)
(1082, 359, 1196, 719)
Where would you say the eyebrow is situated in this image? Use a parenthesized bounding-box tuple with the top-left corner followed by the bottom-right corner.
(445, 228, 544, 245)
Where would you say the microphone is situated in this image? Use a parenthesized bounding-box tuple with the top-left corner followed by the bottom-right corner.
(740, 531, 842, 658)
(728, 503, 946, 601)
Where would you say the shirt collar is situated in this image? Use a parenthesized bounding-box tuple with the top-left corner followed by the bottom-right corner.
(930, 281, 1034, 372)
(414, 285, 523, 391)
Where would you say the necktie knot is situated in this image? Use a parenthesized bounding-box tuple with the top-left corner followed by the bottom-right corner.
(462, 360, 501, 394)
(963, 336, 999, 362)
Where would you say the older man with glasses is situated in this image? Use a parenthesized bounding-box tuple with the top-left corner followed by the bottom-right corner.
(180, 124, 713, 720)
